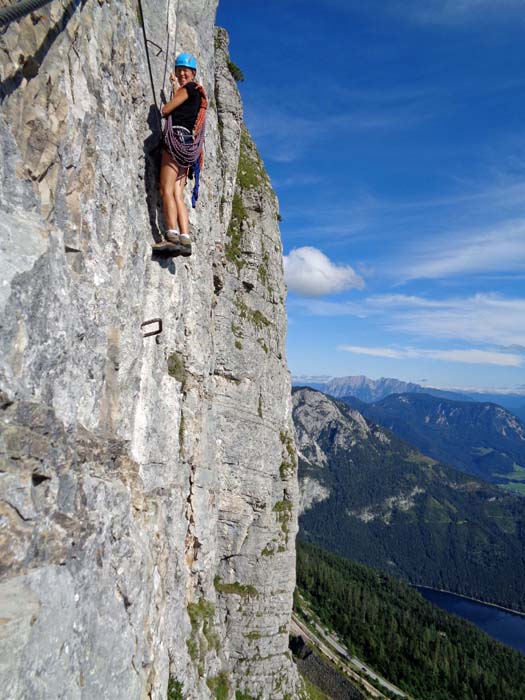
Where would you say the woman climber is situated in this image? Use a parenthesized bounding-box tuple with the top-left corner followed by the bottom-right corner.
(154, 52, 207, 257)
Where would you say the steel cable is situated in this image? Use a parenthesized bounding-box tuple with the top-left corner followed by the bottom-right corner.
(0, 0, 55, 27)
(137, 0, 160, 122)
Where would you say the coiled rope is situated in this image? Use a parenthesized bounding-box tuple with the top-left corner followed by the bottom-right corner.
(163, 84, 207, 207)
(0, 0, 55, 27)
(163, 89, 207, 168)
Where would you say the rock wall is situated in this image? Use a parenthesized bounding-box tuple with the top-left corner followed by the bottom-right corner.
(0, 2, 300, 698)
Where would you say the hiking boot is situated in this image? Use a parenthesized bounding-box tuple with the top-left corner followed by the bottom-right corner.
(165, 229, 180, 245)
(151, 238, 168, 249)
(151, 236, 178, 254)
(179, 233, 192, 257)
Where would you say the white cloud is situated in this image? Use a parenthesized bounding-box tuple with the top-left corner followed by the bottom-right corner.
(368, 294, 445, 309)
(435, 349, 522, 366)
(398, 220, 525, 281)
(284, 247, 365, 297)
(290, 298, 366, 316)
(338, 345, 523, 367)
(373, 180, 525, 219)
(294, 292, 525, 348)
(373, 293, 525, 348)
(338, 345, 411, 360)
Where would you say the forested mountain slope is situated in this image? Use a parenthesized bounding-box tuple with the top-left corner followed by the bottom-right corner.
(293, 388, 525, 611)
(339, 392, 525, 491)
(297, 541, 525, 700)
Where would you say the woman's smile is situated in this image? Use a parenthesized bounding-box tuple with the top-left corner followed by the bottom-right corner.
(176, 67, 194, 85)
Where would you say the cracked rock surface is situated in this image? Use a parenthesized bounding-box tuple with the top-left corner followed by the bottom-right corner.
(0, 2, 300, 698)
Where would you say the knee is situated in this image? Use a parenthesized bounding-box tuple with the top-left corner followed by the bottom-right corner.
(173, 184, 186, 205)
(160, 184, 173, 202)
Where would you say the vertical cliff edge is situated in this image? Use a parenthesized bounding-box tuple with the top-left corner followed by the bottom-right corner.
(0, 1, 300, 698)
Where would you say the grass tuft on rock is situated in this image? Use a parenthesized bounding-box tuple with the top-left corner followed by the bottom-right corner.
(214, 576, 258, 597)
(167, 678, 184, 700)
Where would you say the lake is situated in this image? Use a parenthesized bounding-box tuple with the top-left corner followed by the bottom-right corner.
(416, 587, 525, 655)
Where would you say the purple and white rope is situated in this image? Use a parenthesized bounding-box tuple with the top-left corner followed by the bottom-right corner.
(163, 114, 205, 168)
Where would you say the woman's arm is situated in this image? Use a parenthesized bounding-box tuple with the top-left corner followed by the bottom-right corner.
(161, 87, 189, 117)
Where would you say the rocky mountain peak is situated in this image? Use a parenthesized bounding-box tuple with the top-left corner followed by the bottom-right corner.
(292, 388, 371, 466)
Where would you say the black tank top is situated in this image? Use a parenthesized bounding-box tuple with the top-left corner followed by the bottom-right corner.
(171, 82, 202, 132)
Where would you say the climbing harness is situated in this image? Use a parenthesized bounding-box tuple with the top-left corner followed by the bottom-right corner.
(0, 0, 55, 27)
(163, 83, 207, 208)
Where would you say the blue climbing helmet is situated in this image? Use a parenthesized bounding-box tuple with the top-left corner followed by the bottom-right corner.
(175, 52, 197, 72)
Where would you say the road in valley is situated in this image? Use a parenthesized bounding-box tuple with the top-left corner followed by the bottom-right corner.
(291, 613, 407, 699)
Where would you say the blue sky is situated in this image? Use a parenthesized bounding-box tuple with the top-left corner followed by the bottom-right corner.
(216, 0, 525, 392)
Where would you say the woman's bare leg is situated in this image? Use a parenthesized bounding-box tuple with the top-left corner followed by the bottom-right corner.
(173, 167, 189, 234)
(159, 151, 179, 231)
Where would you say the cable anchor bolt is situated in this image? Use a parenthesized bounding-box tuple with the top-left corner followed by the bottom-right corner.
(141, 318, 163, 343)
(146, 39, 163, 57)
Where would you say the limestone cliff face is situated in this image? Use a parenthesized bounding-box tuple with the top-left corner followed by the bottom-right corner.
(0, 2, 300, 699)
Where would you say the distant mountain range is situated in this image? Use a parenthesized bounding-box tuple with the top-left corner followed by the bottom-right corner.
(292, 374, 525, 421)
(340, 392, 525, 494)
(293, 387, 525, 611)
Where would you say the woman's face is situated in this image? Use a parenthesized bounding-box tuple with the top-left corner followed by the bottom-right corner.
(175, 66, 196, 86)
